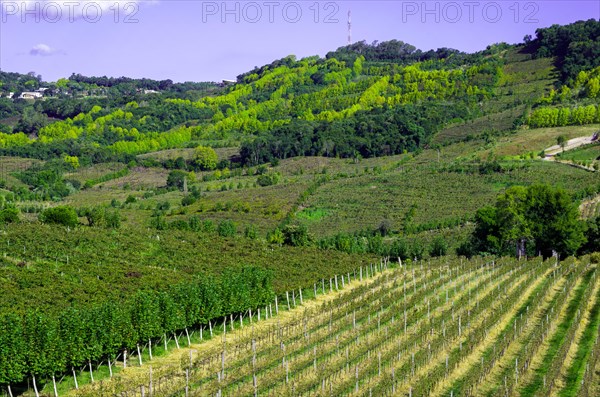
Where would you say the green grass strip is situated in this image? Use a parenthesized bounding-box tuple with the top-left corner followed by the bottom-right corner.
(560, 277, 600, 397)
(519, 268, 594, 396)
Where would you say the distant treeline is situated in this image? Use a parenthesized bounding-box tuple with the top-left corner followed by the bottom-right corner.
(239, 102, 474, 164)
(526, 18, 600, 83)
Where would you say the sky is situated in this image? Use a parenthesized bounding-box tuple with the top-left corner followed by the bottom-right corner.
(0, 1, 598, 83)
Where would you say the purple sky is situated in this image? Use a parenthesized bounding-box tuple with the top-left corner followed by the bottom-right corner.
(1, 1, 598, 83)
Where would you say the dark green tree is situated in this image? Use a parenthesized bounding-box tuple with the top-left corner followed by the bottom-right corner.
(467, 184, 585, 258)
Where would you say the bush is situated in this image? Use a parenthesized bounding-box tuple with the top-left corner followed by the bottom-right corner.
(217, 220, 236, 237)
(39, 206, 78, 227)
(429, 236, 448, 257)
(257, 173, 281, 187)
(282, 223, 310, 246)
(267, 228, 284, 245)
(244, 224, 258, 239)
(156, 201, 171, 211)
(377, 219, 392, 236)
(104, 209, 121, 229)
(181, 195, 197, 207)
(166, 170, 189, 191)
(81, 206, 105, 227)
(194, 146, 218, 170)
(0, 207, 19, 224)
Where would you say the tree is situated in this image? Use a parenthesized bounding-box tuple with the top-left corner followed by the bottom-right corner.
(63, 155, 80, 170)
(166, 170, 188, 191)
(193, 146, 218, 170)
(467, 184, 585, 258)
(557, 134, 568, 152)
(429, 236, 448, 257)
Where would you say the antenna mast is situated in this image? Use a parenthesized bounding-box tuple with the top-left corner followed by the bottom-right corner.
(347, 10, 352, 45)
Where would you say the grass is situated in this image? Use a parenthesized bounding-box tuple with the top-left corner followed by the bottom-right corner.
(557, 142, 600, 162)
(559, 275, 600, 396)
(519, 268, 594, 396)
(64, 162, 126, 184)
(480, 124, 600, 158)
(298, 161, 599, 237)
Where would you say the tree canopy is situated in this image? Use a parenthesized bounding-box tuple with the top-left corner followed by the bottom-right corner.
(464, 184, 586, 258)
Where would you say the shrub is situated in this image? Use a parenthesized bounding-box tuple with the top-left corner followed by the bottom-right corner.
(194, 146, 218, 170)
(81, 206, 105, 227)
(0, 207, 19, 224)
(282, 223, 310, 246)
(257, 173, 281, 187)
(429, 236, 448, 257)
(181, 195, 197, 207)
(166, 170, 189, 191)
(267, 228, 284, 245)
(39, 206, 78, 227)
(244, 224, 258, 239)
(217, 220, 236, 237)
(104, 209, 121, 229)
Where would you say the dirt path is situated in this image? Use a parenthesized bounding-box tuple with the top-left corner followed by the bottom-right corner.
(544, 135, 597, 157)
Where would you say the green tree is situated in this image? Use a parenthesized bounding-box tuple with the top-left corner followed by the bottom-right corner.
(166, 170, 188, 191)
(557, 134, 568, 152)
(429, 236, 448, 257)
(468, 184, 585, 258)
(194, 146, 218, 170)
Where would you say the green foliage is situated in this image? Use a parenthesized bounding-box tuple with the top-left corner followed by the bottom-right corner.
(467, 184, 586, 258)
(282, 223, 310, 247)
(39, 206, 79, 227)
(181, 194, 197, 207)
(527, 19, 600, 83)
(429, 235, 448, 257)
(80, 206, 105, 227)
(83, 167, 129, 189)
(217, 219, 236, 237)
(244, 224, 259, 239)
(166, 170, 189, 190)
(0, 207, 19, 224)
(267, 228, 285, 245)
(256, 172, 281, 187)
(194, 146, 218, 170)
(527, 105, 599, 128)
(0, 264, 273, 384)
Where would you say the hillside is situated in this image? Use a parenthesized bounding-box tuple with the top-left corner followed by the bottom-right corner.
(0, 19, 599, 396)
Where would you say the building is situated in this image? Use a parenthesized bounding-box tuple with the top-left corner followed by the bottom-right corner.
(19, 92, 43, 99)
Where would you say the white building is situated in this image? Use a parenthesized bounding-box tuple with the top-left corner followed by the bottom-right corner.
(19, 92, 43, 99)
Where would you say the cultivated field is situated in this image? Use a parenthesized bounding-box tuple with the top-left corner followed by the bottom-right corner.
(70, 255, 600, 397)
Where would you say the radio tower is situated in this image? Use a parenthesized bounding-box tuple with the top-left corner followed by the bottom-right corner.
(347, 10, 352, 45)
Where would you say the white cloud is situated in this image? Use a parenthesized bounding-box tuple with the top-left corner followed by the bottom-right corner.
(30, 43, 57, 56)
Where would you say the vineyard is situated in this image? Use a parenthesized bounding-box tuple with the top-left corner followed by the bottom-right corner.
(71, 255, 600, 397)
